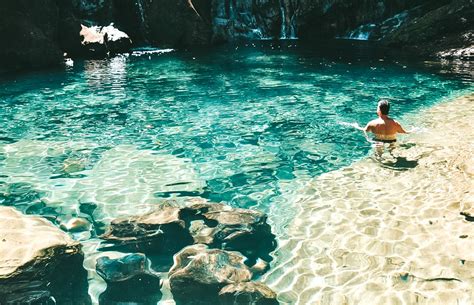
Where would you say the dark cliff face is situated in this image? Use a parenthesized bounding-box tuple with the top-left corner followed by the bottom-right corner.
(0, 0, 63, 72)
(381, 0, 474, 58)
(0, 0, 471, 72)
(211, 0, 281, 42)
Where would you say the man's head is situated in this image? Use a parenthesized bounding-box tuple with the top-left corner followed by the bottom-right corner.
(377, 99, 390, 116)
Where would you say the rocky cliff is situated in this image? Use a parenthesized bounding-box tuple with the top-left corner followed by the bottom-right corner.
(0, 0, 472, 72)
(381, 0, 473, 58)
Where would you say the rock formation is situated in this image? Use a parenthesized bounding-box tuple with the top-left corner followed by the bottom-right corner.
(101, 203, 277, 263)
(382, 0, 474, 59)
(101, 202, 278, 304)
(100, 205, 194, 253)
(79, 23, 132, 57)
(0, 206, 90, 304)
(168, 244, 253, 304)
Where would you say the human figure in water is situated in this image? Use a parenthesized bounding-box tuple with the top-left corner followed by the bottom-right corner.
(364, 99, 408, 143)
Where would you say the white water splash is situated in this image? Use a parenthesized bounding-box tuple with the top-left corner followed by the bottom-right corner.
(344, 23, 377, 40)
(337, 121, 365, 131)
(131, 47, 174, 57)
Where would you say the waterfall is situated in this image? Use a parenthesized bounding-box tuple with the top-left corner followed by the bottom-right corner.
(135, 0, 150, 43)
(344, 23, 377, 40)
(341, 10, 410, 41)
(279, 0, 297, 39)
(136, 0, 145, 25)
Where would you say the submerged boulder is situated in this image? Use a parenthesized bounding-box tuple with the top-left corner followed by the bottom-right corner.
(182, 203, 277, 262)
(101, 206, 194, 253)
(96, 253, 162, 302)
(219, 282, 279, 305)
(101, 202, 277, 262)
(169, 244, 253, 304)
(0, 206, 90, 304)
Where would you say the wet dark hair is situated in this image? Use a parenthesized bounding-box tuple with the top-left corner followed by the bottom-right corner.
(378, 99, 390, 115)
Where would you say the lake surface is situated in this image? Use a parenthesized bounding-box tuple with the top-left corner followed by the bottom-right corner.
(0, 42, 472, 303)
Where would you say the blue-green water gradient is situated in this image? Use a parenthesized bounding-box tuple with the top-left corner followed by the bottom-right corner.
(0, 43, 471, 212)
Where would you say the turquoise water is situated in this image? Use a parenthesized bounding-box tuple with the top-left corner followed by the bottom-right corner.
(0, 44, 471, 218)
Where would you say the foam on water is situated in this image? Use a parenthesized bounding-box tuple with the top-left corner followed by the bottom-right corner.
(264, 94, 474, 304)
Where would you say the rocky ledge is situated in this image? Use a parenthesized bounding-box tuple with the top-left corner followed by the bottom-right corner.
(0, 206, 90, 304)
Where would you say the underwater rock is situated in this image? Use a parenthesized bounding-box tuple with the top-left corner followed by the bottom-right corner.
(219, 282, 279, 305)
(182, 203, 277, 263)
(96, 253, 161, 295)
(101, 206, 194, 253)
(102, 202, 277, 262)
(169, 244, 253, 304)
(60, 217, 92, 232)
(0, 206, 90, 304)
(79, 23, 132, 57)
(249, 258, 270, 275)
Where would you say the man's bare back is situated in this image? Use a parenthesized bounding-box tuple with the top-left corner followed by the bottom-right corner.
(364, 100, 408, 142)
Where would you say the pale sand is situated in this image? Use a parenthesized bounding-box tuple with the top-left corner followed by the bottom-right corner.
(264, 94, 474, 305)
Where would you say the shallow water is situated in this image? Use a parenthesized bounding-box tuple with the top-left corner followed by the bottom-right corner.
(264, 94, 474, 305)
(0, 43, 472, 303)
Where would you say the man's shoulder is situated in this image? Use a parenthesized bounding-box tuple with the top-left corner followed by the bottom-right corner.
(367, 118, 380, 125)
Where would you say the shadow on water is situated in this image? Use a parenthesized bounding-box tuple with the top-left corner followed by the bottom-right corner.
(371, 142, 419, 171)
(378, 156, 419, 171)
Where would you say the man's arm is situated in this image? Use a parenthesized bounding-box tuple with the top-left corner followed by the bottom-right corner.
(364, 122, 373, 133)
(395, 121, 409, 134)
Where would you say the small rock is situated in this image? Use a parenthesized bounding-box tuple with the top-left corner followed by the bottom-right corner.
(60, 217, 91, 232)
(219, 282, 279, 305)
(250, 258, 270, 276)
(62, 158, 86, 174)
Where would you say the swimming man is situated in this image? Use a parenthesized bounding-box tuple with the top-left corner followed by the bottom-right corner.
(364, 99, 408, 143)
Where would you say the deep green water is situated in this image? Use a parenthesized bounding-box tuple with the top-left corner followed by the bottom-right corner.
(0, 43, 472, 216)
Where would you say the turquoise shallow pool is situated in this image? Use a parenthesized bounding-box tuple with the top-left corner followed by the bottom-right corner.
(0, 43, 471, 217)
(0, 42, 473, 304)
